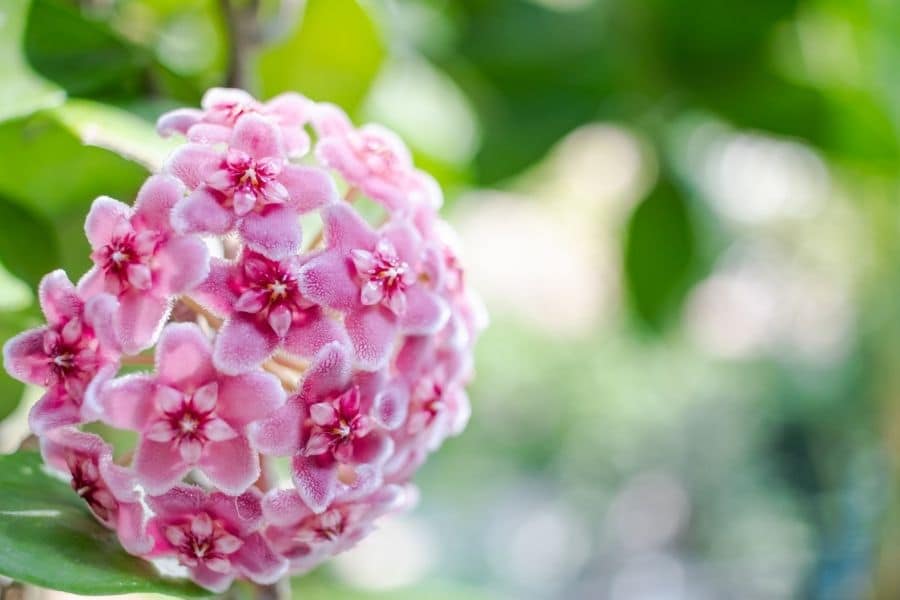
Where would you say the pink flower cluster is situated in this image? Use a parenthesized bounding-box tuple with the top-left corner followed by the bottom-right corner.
(3, 88, 485, 592)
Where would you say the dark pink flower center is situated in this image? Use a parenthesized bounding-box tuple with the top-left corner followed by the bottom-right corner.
(408, 378, 446, 434)
(95, 230, 158, 293)
(210, 150, 286, 215)
(351, 239, 415, 315)
(147, 384, 235, 462)
(303, 386, 372, 463)
(209, 100, 261, 126)
(296, 509, 347, 546)
(164, 512, 242, 572)
(66, 452, 117, 523)
(233, 253, 313, 337)
(42, 318, 99, 398)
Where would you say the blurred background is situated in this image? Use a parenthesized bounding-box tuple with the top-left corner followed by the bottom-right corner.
(2, 0, 900, 598)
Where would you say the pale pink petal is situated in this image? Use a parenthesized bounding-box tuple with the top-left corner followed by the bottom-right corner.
(135, 438, 190, 495)
(322, 202, 378, 252)
(213, 315, 279, 375)
(115, 292, 171, 354)
(400, 287, 450, 335)
(199, 436, 259, 496)
(202, 87, 256, 111)
(353, 431, 393, 465)
(373, 383, 408, 430)
(300, 342, 352, 399)
(261, 489, 309, 527)
(154, 236, 210, 295)
(99, 373, 156, 430)
(316, 137, 368, 180)
(154, 323, 216, 389)
(291, 455, 338, 514)
(231, 113, 283, 159)
(39, 270, 82, 324)
(132, 174, 185, 232)
(117, 501, 154, 555)
(279, 165, 337, 213)
(84, 293, 121, 352)
(126, 264, 152, 290)
(297, 251, 359, 311)
(84, 196, 132, 250)
(238, 206, 301, 260)
(76, 266, 105, 298)
(311, 103, 353, 137)
(217, 371, 286, 426)
(171, 188, 235, 235)
(232, 532, 288, 585)
(265, 92, 310, 124)
(191, 565, 234, 594)
(204, 418, 238, 441)
(381, 219, 422, 265)
(156, 108, 203, 137)
(281, 309, 348, 360)
(145, 484, 205, 518)
(248, 396, 303, 456)
(28, 390, 81, 434)
(345, 307, 397, 371)
(3, 328, 51, 385)
(186, 123, 232, 145)
(165, 143, 221, 190)
(188, 258, 238, 318)
(281, 127, 311, 159)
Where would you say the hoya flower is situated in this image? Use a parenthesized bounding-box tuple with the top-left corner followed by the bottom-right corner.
(41, 428, 152, 555)
(97, 323, 285, 494)
(3, 270, 119, 433)
(78, 175, 210, 354)
(158, 88, 313, 158)
(313, 103, 439, 211)
(261, 485, 407, 572)
(167, 114, 336, 260)
(298, 203, 449, 370)
(146, 485, 287, 592)
(190, 250, 348, 374)
(251, 343, 393, 512)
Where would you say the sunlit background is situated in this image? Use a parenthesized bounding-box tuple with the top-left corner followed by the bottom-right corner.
(2, 0, 900, 598)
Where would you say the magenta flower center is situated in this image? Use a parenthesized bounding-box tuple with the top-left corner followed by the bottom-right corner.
(210, 150, 286, 216)
(303, 387, 372, 463)
(165, 512, 242, 572)
(408, 379, 446, 434)
(300, 509, 347, 544)
(355, 134, 400, 176)
(66, 452, 117, 523)
(147, 384, 235, 462)
(233, 254, 313, 338)
(351, 239, 415, 315)
(95, 230, 158, 292)
(210, 100, 260, 126)
(42, 318, 98, 395)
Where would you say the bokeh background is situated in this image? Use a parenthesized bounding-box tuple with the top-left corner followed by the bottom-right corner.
(2, 0, 900, 598)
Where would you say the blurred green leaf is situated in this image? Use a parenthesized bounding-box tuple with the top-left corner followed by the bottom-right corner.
(0, 109, 147, 219)
(0, 195, 60, 289)
(0, 0, 65, 122)
(623, 176, 698, 331)
(257, 0, 386, 110)
(0, 310, 34, 422)
(23, 0, 153, 99)
(0, 451, 209, 597)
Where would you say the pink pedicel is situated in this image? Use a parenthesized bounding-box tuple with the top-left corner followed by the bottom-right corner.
(2, 88, 485, 592)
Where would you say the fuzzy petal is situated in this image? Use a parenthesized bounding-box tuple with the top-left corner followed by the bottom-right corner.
(280, 165, 337, 213)
(248, 396, 303, 456)
(301, 342, 352, 399)
(233, 532, 288, 585)
(213, 315, 278, 375)
(156, 108, 203, 137)
(117, 501, 154, 555)
(231, 113, 283, 159)
(172, 188, 235, 235)
(84, 196, 132, 250)
(28, 390, 81, 434)
(345, 307, 397, 371)
(281, 309, 348, 360)
(400, 287, 450, 335)
(218, 371, 286, 426)
(373, 382, 409, 430)
(291, 455, 338, 514)
(99, 373, 157, 430)
(133, 174, 185, 232)
(39, 270, 82, 324)
(135, 438, 190, 495)
(322, 202, 378, 252)
(155, 236, 210, 295)
(155, 322, 216, 389)
(238, 205, 301, 260)
(188, 258, 239, 318)
(200, 436, 259, 496)
(166, 143, 221, 190)
(261, 489, 309, 527)
(3, 328, 51, 386)
(115, 292, 171, 354)
(297, 251, 359, 311)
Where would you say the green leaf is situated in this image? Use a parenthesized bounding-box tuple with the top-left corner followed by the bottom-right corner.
(623, 176, 698, 332)
(0, 0, 65, 122)
(0, 451, 209, 597)
(257, 0, 386, 111)
(0, 310, 35, 422)
(0, 195, 60, 289)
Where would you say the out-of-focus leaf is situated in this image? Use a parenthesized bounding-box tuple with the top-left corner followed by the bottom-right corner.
(0, 0, 65, 122)
(23, 0, 153, 99)
(0, 109, 147, 219)
(0, 451, 209, 597)
(52, 99, 180, 172)
(0, 196, 60, 289)
(623, 176, 698, 332)
(257, 0, 386, 111)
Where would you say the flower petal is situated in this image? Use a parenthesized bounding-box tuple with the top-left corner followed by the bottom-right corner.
(132, 174, 185, 232)
(171, 188, 235, 236)
(3, 327, 51, 386)
(28, 390, 82, 434)
(155, 236, 210, 295)
(291, 455, 338, 514)
(154, 322, 216, 389)
(400, 287, 450, 335)
(115, 292, 171, 354)
(39, 270, 82, 324)
(84, 196, 132, 250)
(200, 436, 259, 496)
(99, 373, 157, 430)
(297, 251, 359, 311)
(248, 395, 303, 456)
(188, 258, 238, 318)
(217, 371, 286, 427)
(301, 342, 352, 399)
(231, 113, 283, 159)
(135, 438, 190, 495)
(345, 307, 397, 371)
(238, 206, 301, 260)
(322, 202, 378, 253)
(166, 143, 221, 190)
(281, 309, 350, 360)
(213, 315, 279, 375)
(156, 108, 203, 137)
(232, 532, 288, 585)
(280, 165, 337, 213)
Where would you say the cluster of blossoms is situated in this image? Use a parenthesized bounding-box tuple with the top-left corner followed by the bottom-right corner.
(3, 88, 485, 592)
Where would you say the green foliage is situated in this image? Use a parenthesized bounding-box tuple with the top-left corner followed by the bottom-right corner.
(257, 0, 386, 110)
(0, 451, 208, 597)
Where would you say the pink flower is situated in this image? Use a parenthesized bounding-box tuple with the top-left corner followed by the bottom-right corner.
(146, 485, 287, 592)
(313, 104, 436, 211)
(40, 428, 152, 554)
(297, 203, 449, 370)
(167, 114, 336, 260)
(3, 270, 119, 433)
(251, 343, 393, 513)
(78, 175, 210, 354)
(189, 250, 349, 375)
(97, 323, 285, 494)
(157, 88, 313, 158)
(261, 485, 408, 571)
